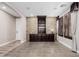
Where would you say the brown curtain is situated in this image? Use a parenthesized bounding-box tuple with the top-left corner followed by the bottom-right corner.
(58, 12, 72, 39)
(58, 17, 63, 36)
(63, 12, 72, 39)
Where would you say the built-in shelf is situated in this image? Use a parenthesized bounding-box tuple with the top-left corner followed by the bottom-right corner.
(38, 24, 45, 27)
(38, 16, 46, 34)
(39, 27, 45, 28)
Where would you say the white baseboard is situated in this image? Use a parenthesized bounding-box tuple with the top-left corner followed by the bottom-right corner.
(58, 40, 72, 50)
(57, 36, 72, 49)
(0, 40, 16, 47)
(58, 38, 79, 54)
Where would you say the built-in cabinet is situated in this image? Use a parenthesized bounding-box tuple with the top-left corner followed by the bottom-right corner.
(29, 16, 55, 42)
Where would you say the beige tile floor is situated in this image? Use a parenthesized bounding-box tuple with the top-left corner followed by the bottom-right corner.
(4, 41, 79, 57)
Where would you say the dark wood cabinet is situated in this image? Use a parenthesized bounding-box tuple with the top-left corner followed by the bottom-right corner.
(30, 34, 54, 42)
(29, 16, 55, 42)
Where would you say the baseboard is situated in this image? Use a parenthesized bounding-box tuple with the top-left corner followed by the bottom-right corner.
(0, 40, 16, 47)
(58, 40, 72, 50)
(58, 40, 79, 54)
(58, 38, 79, 54)
(57, 36, 79, 54)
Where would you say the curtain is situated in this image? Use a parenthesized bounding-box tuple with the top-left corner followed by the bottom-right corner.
(58, 17, 63, 36)
(71, 11, 77, 52)
(63, 12, 72, 39)
(58, 12, 72, 39)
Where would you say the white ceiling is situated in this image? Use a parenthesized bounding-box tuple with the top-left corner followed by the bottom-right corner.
(0, 2, 20, 17)
(0, 2, 72, 17)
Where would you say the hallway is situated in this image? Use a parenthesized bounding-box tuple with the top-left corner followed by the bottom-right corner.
(4, 42, 79, 57)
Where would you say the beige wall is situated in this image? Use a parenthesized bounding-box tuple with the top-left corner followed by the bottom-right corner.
(27, 17, 38, 34)
(46, 17, 56, 34)
(27, 17, 56, 34)
(0, 10, 16, 45)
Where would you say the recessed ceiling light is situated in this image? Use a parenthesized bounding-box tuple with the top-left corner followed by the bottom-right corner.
(53, 8, 57, 10)
(26, 7, 30, 10)
(60, 4, 67, 7)
(30, 14, 33, 16)
(2, 6, 6, 9)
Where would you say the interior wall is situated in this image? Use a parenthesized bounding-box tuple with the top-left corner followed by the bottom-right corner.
(16, 17, 26, 43)
(75, 11, 79, 53)
(46, 17, 56, 34)
(0, 10, 16, 46)
(70, 11, 77, 51)
(27, 17, 56, 34)
(27, 17, 38, 34)
(69, 10, 79, 53)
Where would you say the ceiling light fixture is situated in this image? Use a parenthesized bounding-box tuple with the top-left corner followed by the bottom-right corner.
(30, 14, 34, 16)
(2, 6, 6, 9)
(26, 7, 30, 10)
(60, 4, 66, 7)
(53, 8, 57, 10)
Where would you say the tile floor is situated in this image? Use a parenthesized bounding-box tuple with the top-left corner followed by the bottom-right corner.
(4, 41, 79, 57)
(0, 40, 21, 56)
